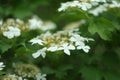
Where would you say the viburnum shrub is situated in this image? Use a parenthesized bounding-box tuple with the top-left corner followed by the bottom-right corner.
(0, 0, 120, 80)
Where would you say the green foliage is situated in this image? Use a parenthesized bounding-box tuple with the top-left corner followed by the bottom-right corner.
(0, 37, 12, 53)
(88, 17, 115, 40)
(80, 66, 102, 80)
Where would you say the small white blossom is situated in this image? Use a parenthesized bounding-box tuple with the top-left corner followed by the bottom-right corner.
(0, 62, 5, 70)
(80, 2, 92, 11)
(89, 1, 120, 16)
(88, 4, 108, 16)
(47, 44, 58, 52)
(58, 1, 80, 12)
(29, 37, 43, 45)
(58, 43, 75, 55)
(77, 45, 90, 53)
(109, 1, 120, 8)
(32, 48, 47, 58)
(3, 26, 21, 39)
(36, 73, 47, 80)
(29, 17, 43, 30)
(69, 34, 86, 45)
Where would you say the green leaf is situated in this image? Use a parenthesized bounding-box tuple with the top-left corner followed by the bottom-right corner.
(80, 66, 102, 80)
(58, 64, 73, 71)
(41, 67, 55, 74)
(0, 40, 12, 53)
(102, 52, 120, 69)
(55, 71, 67, 79)
(89, 44, 106, 63)
(55, 65, 73, 79)
(88, 18, 115, 40)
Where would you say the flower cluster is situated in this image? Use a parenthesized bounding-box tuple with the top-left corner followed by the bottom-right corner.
(58, 0, 92, 12)
(58, 0, 108, 12)
(0, 17, 56, 39)
(1, 73, 46, 80)
(14, 64, 40, 78)
(1, 64, 47, 80)
(89, 1, 120, 16)
(2, 74, 24, 80)
(30, 29, 93, 58)
(0, 19, 25, 39)
(58, 0, 120, 16)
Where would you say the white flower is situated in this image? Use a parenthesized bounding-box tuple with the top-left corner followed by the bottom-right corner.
(29, 17, 43, 30)
(47, 44, 58, 52)
(69, 34, 86, 46)
(88, 4, 107, 16)
(36, 73, 47, 80)
(69, 32, 92, 53)
(77, 45, 90, 53)
(0, 62, 5, 70)
(80, 2, 92, 11)
(58, 1, 81, 12)
(109, 1, 120, 8)
(32, 48, 47, 58)
(58, 43, 75, 55)
(3, 26, 21, 39)
(29, 37, 43, 45)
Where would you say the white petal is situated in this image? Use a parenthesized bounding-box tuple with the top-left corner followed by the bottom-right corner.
(82, 46, 90, 53)
(62, 43, 68, 47)
(68, 44, 75, 50)
(57, 47, 64, 50)
(14, 31, 21, 37)
(69, 37, 76, 42)
(29, 37, 43, 45)
(41, 52, 46, 58)
(75, 41, 85, 46)
(77, 46, 82, 50)
(47, 46, 58, 52)
(64, 49, 70, 55)
(0, 68, 3, 70)
(32, 50, 41, 58)
(3, 32, 14, 39)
